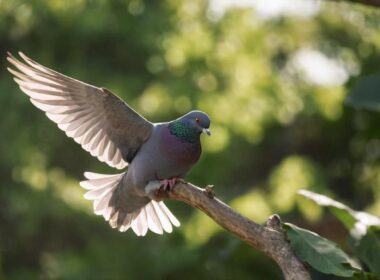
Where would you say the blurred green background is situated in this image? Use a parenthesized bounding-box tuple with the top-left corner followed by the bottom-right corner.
(0, 0, 379, 279)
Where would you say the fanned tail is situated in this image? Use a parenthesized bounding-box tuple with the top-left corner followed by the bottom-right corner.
(80, 172, 180, 236)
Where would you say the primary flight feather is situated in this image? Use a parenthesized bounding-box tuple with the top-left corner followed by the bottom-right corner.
(8, 52, 211, 236)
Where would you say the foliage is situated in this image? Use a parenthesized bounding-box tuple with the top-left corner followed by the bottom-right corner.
(284, 223, 357, 277)
(350, 226, 380, 277)
(0, 0, 379, 279)
(297, 190, 380, 278)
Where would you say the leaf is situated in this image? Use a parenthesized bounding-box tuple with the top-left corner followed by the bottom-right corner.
(299, 190, 380, 276)
(352, 271, 380, 280)
(298, 189, 356, 228)
(284, 223, 357, 277)
(351, 227, 380, 277)
(298, 190, 380, 238)
(346, 74, 380, 111)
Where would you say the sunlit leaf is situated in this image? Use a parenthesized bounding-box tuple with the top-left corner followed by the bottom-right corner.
(298, 190, 380, 237)
(284, 223, 357, 277)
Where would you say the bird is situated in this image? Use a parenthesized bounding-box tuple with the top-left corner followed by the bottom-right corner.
(7, 52, 211, 236)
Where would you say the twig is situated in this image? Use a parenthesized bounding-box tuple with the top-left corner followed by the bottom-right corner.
(157, 182, 311, 280)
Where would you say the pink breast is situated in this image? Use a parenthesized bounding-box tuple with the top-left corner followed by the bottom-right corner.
(160, 126, 201, 166)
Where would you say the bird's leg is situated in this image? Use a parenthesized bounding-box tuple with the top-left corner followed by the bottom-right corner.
(144, 177, 183, 201)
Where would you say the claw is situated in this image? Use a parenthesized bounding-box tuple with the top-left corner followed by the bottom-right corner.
(159, 177, 179, 192)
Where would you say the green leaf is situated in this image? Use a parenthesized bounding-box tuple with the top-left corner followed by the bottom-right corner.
(346, 74, 380, 111)
(284, 223, 357, 277)
(352, 271, 380, 280)
(298, 190, 380, 238)
(351, 227, 380, 277)
(299, 190, 380, 276)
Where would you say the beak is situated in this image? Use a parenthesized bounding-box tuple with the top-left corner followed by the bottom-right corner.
(202, 128, 211, 136)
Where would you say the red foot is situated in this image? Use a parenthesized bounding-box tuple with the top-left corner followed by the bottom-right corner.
(159, 177, 179, 191)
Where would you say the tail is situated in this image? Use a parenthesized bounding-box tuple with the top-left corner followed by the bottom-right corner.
(80, 172, 180, 236)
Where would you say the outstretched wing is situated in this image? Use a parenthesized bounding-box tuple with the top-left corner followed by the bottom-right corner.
(7, 52, 153, 169)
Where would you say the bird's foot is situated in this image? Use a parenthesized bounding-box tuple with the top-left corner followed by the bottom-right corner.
(159, 177, 179, 192)
(144, 178, 185, 201)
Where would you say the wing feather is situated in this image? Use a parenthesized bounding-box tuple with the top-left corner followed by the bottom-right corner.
(8, 52, 153, 168)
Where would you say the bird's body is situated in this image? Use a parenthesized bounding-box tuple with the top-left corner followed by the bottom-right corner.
(106, 121, 203, 231)
(132, 121, 202, 184)
(7, 52, 211, 236)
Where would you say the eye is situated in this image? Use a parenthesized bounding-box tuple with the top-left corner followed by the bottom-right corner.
(195, 118, 200, 123)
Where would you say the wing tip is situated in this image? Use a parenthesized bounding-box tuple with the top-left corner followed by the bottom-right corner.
(6, 54, 15, 64)
(19, 52, 32, 64)
(6, 51, 14, 60)
(7, 66, 16, 74)
(6, 51, 24, 65)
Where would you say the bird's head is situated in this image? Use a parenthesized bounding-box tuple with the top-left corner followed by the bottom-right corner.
(168, 110, 211, 143)
(180, 110, 211, 136)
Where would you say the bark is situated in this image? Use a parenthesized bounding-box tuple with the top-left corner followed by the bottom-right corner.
(157, 182, 311, 280)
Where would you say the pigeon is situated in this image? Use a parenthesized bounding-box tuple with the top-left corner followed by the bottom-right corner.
(7, 52, 211, 236)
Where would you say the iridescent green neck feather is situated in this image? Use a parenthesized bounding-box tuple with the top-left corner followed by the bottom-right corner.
(168, 119, 199, 144)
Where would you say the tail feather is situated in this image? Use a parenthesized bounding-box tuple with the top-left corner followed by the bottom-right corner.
(158, 201, 181, 227)
(94, 189, 114, 215)
(84, 182, 115, 200)
(119, 213, 134, 232)
(152, 201, 173, 233)
(156, 202, 172, 233)
(80, 171, 180, 236)
(145, 202, 164, 234)
(131, 209, 148, 236)
(109, 210, 120, 228)
(103, 204, 113, 221)
(84, 172, 121, 180)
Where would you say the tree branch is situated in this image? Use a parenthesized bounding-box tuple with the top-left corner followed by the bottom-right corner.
(157, 182, 311, 280)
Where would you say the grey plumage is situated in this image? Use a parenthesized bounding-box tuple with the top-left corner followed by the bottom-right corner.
(8, 52, 210, 236)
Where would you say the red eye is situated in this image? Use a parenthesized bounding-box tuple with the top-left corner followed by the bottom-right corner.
(195, 118, 200, 123)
